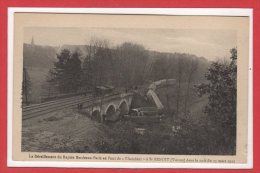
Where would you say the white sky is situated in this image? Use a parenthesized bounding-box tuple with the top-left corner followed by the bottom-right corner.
(24, 27, 237, 61)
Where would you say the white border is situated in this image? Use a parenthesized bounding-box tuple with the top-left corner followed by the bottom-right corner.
(7, 8, 253, 169)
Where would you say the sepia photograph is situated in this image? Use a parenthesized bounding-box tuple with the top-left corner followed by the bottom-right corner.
(8, 9, 252, 168)
(21, 27, 237, 155)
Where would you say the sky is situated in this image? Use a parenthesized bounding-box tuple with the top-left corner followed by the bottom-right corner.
(24, 27, 237, 61)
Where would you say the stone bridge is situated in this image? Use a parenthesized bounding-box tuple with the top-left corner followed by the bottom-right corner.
(80, 92, 133, 122)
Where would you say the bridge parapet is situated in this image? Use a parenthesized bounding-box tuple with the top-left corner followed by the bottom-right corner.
(81, 92, 133, 122)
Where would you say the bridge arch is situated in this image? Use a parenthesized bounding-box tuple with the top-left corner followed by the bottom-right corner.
(105, 104, 117, 120)
(92, 107, 101, 113)
(118, 99, 129, 117)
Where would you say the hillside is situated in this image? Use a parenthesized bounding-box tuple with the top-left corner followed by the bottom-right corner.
(23, 43, 57, 68)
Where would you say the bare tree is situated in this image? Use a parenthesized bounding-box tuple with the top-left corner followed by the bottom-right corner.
(115, 42, 148, 90)
(82, 37, 113, 119)
(82, 37, 112, 91)
(163, 59, 171, 113)
(176, 57, 185, 117)
(184, 58, 198, 116)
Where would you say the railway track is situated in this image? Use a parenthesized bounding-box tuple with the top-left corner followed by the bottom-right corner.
(23, 95, 85, 110)
(22, 92, 131, 121)
(22, 95, 93, 120)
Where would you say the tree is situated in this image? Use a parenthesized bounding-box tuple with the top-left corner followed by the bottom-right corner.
(82, 38, 113, 90)
(82, 52, 94, 90)
(49, 49, 82, 93)
(51, 49, 70, 93)
(22, 68, 32, 105)
(66, 51, 83, 92)
(184, 58, 198, 116)
(176, 57, 185, 117)
(115, 42, 149, 89)
(196, 48, 237, 143)
(150, 56, 169, 81)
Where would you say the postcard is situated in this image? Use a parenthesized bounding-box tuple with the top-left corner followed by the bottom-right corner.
(8, 8, 253, 168)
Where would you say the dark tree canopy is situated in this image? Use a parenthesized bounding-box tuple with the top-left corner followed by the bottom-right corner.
(49, 49, 82, 93)
(196, 48, 237, 138)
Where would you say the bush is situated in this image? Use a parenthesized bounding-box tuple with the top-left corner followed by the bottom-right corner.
(196, 48, 237, 154)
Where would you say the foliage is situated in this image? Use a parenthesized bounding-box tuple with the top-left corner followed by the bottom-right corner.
(81, 40, 150, 91)
(49, 49, 83, 93)
(92, 118, 235, 155)
(116, 42, 149, 88)
(196, 48, 237, 149)
(82, 39, 114, 90)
